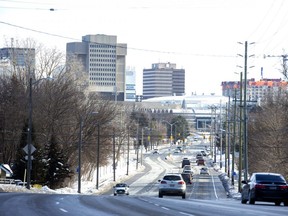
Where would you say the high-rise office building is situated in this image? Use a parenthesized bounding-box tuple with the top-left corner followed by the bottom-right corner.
(143, 62, 185, 100)
(125, 67, 136, 101)
(66, 34, 127, 101)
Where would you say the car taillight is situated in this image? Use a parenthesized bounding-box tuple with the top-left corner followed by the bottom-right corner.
(178, 181, 185, 185)
(279, 185, 288, 190)
(161, 181, 167, 184)
(255, 184, 266, 189)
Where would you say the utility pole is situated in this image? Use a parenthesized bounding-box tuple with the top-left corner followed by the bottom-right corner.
(238, 41, 254, 182)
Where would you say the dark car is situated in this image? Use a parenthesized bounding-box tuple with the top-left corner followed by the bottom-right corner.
(181, 159, 191, 168)
(196, 158, 205, 166)
(241, 172, 288, 206)
(181, 173, 193, 184)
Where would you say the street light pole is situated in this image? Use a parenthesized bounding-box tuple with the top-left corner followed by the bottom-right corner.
(77, 117, 83, 193)
(162, 120, 177, 147)
(27, 77, 33, 190)
(26, 76, 53, 190)
(126, 127, 130, 175)
(96, 123, 100, 189)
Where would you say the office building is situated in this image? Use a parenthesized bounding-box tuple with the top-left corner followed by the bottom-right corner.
(66, 34, 127, 101)
(143, 62, 185, 100)
(125, 67, 136, 101)
(0, 47, 35, 79)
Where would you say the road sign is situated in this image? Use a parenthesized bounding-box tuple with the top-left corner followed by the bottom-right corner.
(23, 144, 36, 155)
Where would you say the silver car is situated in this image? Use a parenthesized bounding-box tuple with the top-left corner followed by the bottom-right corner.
(113, 183, 129, 196)
(158, 173, 186, 199)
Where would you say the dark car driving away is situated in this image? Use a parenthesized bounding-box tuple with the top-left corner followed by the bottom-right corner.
(241, 172, 288, 206)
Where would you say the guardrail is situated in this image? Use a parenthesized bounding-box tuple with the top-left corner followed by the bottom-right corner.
(0, 178, 15, 184)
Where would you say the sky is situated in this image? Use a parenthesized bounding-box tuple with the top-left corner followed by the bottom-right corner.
(1, 0, 288, 95)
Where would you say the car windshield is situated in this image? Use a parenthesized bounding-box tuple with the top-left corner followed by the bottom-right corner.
(116, 184, 127, 187)
(163, 175, 181, 181)
(256, 174, 285, 183)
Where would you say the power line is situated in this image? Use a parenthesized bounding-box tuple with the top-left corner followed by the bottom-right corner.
(0, 20, 238, 58)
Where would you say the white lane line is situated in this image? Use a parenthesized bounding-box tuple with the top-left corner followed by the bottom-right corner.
(179, 212, 195, 216)
(161, 207, 170, 211)
(59, 208, 68, 213)
(211, 172, 218, 199)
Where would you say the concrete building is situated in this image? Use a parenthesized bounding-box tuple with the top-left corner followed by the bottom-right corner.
(0, 47, 35, 78)
(143, 94, 228, 131)
(221, 78, 288, 101)
(125, 66, 136, 101)
(66, 34, 127, 101)
(143, 62, 185, 100)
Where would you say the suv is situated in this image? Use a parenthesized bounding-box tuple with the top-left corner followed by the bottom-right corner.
(241, 172, 288, 206)
(197, 158, 205, 166)
(158, 173, 186, 199)
(181, 173, 193, 185)
(181, 159, 191, 168)
(113, 183, 129, 196)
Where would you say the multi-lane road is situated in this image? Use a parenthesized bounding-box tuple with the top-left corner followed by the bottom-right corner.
(0, 140, 287, 215)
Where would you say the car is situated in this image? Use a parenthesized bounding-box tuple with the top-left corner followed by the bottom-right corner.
(113, 183, 129, 196)
(181, 159, 191, 168)
(197, 158, 205, 166)
(153, 149, 159, 154)
(200, 167, 209, 175)
(241, 172, 288, 206)
(183, 165, 193, 173)
(181, 173, 193, 185)
(158, 173, 186, 199)
(174, 149, 180, 154)
(196, 153, 203, 160)
(200, 150, 207, 156)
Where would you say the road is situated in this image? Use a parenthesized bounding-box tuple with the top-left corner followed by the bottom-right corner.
(0, 140, 287, 215)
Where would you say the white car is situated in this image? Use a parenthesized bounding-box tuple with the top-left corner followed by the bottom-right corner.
(113, 183, 129, 195)
(200, 167, 209, 175)
(158, 173, 186, 199)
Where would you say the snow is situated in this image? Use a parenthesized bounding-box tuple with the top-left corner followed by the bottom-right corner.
(0, 142, 241, 200)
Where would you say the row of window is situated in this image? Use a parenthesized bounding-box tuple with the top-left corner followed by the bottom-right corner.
(90, 81, 115, 86)
(89, 54, 116, 58)
(89, 63, 116, 67)
(90, 68, 116, 72)
(90, 72, 115, 76)
(90, 77, 115, 81)
(90, 58, 115, 62)
(90, 44, 115, 49)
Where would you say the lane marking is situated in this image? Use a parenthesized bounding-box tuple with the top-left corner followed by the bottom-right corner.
(59, 208, 68, 213)
(161, 207, 170, 211)
(179, 212, 195, 216)
(211, 172, 218, 199)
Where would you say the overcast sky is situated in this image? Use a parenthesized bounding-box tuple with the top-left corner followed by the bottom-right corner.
(1, 0, 288, 95)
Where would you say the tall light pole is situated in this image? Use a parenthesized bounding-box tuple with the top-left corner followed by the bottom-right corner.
(77, 117, 83, 193)
(27, 76, 52, 190)
(162, 120, 177, 147)
(96, 123, 100, 189)
(27, 77, 33, 190)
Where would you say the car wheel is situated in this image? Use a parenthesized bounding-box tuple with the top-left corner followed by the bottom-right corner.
(248, 191, 255, 204)
(275, 201, 281, 206)
(114, 193, 117, 196)
(126, 193, 129, 195)
(182, 193, 186, 199)
(284, 200, 288, 206)
(241, 194, 247, 204)
(159, 192, 163, 198)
